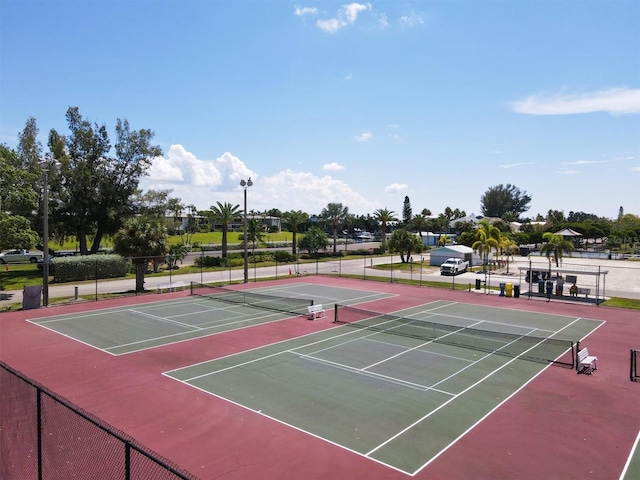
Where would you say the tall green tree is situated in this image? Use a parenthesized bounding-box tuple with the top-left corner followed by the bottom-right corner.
(540, 232, 574, 267)
(113, 217, 167, 292)
(387, 228, 423, 263)
(402, 196, 412, 226)
(0, 215, 38, 251)
(282, 210, 308, 255)
(209, 201, 241, 258)
(480, 184, 531, 219)
(0, 145, 39, 218)
(321, 202, 349, 255)
(373, 208, 398, 252)
(48, 107, 162, 255)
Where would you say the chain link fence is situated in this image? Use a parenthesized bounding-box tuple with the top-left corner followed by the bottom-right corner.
(0, 361, 198, 480)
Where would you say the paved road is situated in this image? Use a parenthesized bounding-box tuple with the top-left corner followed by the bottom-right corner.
(1, 252, 639, 309)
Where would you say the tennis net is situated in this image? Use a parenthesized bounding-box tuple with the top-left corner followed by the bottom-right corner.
(334, 305, 575, 367)
(190, 282, 313, 315)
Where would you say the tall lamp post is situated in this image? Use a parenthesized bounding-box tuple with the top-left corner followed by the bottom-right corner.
(240, 177, 253, 283)
(39, 155, 61, 307)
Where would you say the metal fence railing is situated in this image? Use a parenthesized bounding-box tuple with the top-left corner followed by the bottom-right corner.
(631, 350, 639, 382)
(0, 361, 198, 480)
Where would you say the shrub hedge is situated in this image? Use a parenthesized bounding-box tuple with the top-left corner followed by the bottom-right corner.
(53, 254, 132, 283)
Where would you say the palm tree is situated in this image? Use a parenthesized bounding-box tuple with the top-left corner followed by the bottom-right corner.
(113, 217, 167, 292)
(472, 220, 500, 272)
(373, 208, 398, 253)
(282, 210, 308, 255)
(498, 235, 519, 273)
(321, 202, 349, 255)
(412, 211, 430, 243)
(209, 201, 241, 258)
(540, 232, 574, 267)
(387, 228, 423, 263)
(246, 218, 266, 255)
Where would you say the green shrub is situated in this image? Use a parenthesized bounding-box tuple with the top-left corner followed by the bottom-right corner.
(272, 250, 296, 262)
(53, 254, 131, 283)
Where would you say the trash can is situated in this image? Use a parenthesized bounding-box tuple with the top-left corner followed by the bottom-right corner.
(499, 283, 506, 297)
(475, 278, 482, 290)
(514, 284, 520, 298)
(505, 283, 513, 297)
(538, 280, 545, 294)
(22, 285, 42, 310)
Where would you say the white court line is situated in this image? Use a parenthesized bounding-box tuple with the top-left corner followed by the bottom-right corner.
(619, 428, 640, 480)
(292, 350, 456, 395)
(128, 309, 199, 329)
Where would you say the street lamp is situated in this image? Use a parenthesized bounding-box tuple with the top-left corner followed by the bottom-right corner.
(39, 155, 61, 307)
(240, 177, 253, 283)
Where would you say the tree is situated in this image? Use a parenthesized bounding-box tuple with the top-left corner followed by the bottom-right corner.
(321, 202, 349, 255)
(246, 218, 266, 254)
(113, 218, 167, 292)
(402, 196, 412, 226)
(134, 188, 175, 219)
(48, 107, 162, 255)
(480, 184, 531, 219)
(387, 228, 423, 263)
(540, 232, 574, 267)
(472, 220, 501, 271)
(0, 144, 39, 218)
(0, 215, 38, 250)
(373, 208, 398, 252)
(298, 226, 329, 256)
(166, 243, 188, 270)
(209, 201, 242, 258)
(282, 210, 308, 256)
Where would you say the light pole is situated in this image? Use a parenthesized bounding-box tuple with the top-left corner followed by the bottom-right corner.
(240, 177, 253, 283)
(39, 155, 61, 307)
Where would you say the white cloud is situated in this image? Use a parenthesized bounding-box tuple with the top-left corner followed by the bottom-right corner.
(354, 131, 372, 142)
(556, 168, 579, 175)
(563, 160, 602, 165)
(388, 133, 402, 141)
(512, 87, 640, 115)
(343, 2, 370, 23)
(344, 73, 352, 80)
(147, 144, 221, 186)
(378, 13, 389, 29)
(317, 2, 371, 33)
(631, 166, 640, 172)
(499, 162, 534, 169)
(317, 18, 344, 33)
(294, 5, 317, 16)
(261, 169, 376, 214)
(322, 162, 345, 171)
(400, 13, 424, 27)
(141, 145, 378, 215)
(384, 183, 408, 193)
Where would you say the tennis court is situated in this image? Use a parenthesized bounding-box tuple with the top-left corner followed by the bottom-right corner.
(26, 283, 391, 355)
(165, 299, 601, 475)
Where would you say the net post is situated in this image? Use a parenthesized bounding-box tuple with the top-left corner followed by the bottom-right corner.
(575, 341, 580, 372)
(334, 304, 339, 323)
(631, 350, 634, 382)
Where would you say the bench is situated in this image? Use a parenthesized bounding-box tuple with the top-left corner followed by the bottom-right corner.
(577, 348, 598, 374)
(157, 281, 186, 293)
(307, 304, 325, 320)
(569, 287, 591, 298)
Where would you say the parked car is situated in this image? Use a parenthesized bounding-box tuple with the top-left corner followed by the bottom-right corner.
(36, 255, 56, 274)
(0, 249, 44, 264)
(440, 258, 469, 275)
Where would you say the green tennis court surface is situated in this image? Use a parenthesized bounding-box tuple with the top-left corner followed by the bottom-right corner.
(27, 283, 391, 355)
(166, 300, 602, 475)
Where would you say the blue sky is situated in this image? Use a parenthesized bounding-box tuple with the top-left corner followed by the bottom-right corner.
(2, 0, 639, 219)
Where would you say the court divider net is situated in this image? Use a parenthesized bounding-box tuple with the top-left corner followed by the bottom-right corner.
(334, 305, 576, 368)
(190, 282, 313, 315)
